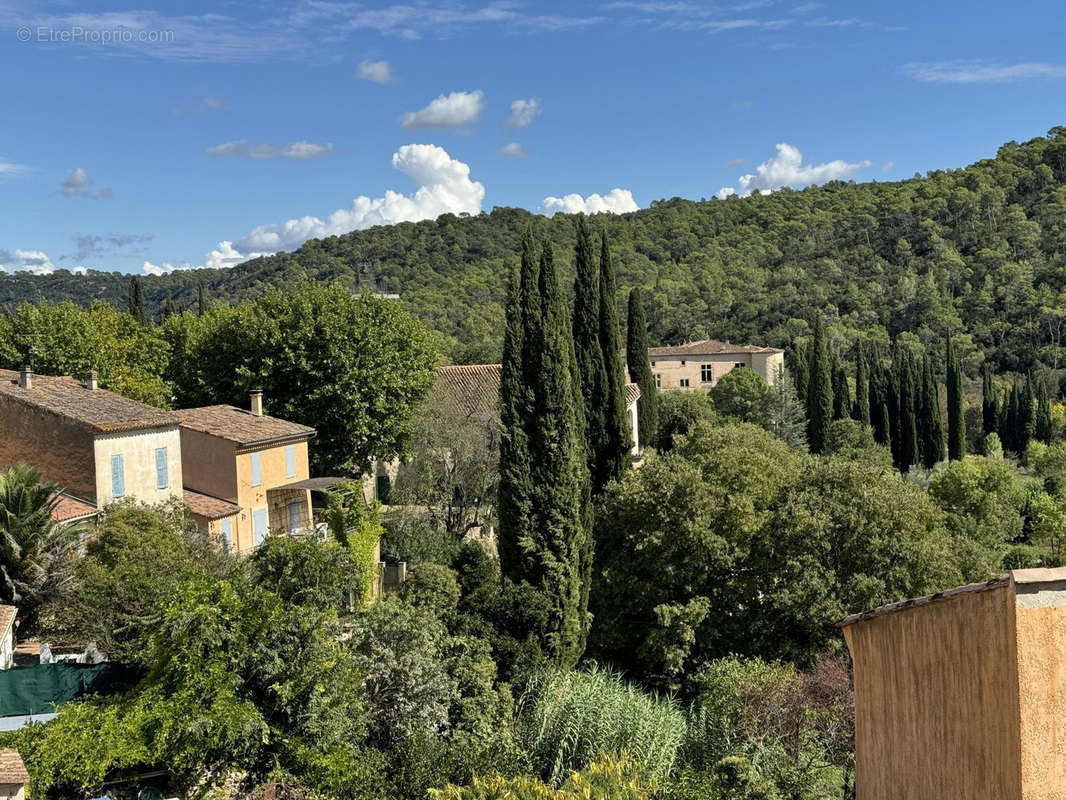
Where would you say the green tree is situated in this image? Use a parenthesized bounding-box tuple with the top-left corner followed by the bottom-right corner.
(196, 280, 207, 316)
(982, 364, 999, 436)
(162, 298, 178, 320)
(127, 275, 147, 326)
(655, 391, 718, 452)
(831, 355, 850, 421)
(598, 230, 629, 489)
(919, 355, 945, 468)
(0, 464, 80, 631)
(625, 287, 659, 449)
(1036, 373, 1054, 444)
(710, 368, 770, 424)
(571, 217, 608, 490)
(853, 342, 871, 427)
(805, 316, 833, 454)
(946, 336, 966, 460)
(762, 366, 808, 452)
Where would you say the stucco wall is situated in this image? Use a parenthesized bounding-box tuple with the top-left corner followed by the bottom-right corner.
(0, 624, 13, 670)
(93, 427, 183, 506)
(0, 398, 97, 502)
(844, 583, 1023, 800)
(1014, 581, 1066, 799)
(234, 440, 310, 553)
(648, 352, 782, 391)
(179, 428, 238, 502)
(0, 783, 25, 800)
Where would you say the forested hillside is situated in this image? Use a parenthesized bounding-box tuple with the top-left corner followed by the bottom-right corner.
(8, 127, 1066, 370)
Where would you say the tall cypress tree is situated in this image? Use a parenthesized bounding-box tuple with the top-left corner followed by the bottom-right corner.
(887, 344, 904, 467)
(626, 288, 659, 449)
(197, 281, 207, 316)
(919, 355, 945, 468)
(806, 315, 833, 454)
(981, 364, 998, 436)
(571, 217, 609, 490)
(498, 231, 592, 668)
(853, 342, 871, 427)
(1020, 374, 1035, 451)
(1036, 373, 1054, 444)
(946, 337, 966, 460)
(598, 230, 629, 490)
(1005, 380, 1021, 453)
(898, 350, 919, 471)
(789, 340, 809, 406)
(163, 298, 178, 320)
(128, 276, 147, 325)
(832, 355, 850, 421)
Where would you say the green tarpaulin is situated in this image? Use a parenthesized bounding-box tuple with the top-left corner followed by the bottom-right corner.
(0, 662, 137, 716)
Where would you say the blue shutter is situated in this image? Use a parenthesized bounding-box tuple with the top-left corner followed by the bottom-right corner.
(285, 444, 295, 478)
(252, 508, 268, 546)
(219, 518, 232, 553)
(155, 447, 168, 489)
(110, 454, 125, 498)
(250, 452, 261, 486)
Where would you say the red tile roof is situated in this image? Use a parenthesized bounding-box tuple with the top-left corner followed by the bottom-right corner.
(625, 383, 642, 407)
(0, 749, 29, 784)
(177, 405, 314, 447)
(52, 495, 99, 522)
(183, 489, 241, 520)
(0, 369, 176, 433)
(647, 339, 784, 357)
(436, 364, 641, 415)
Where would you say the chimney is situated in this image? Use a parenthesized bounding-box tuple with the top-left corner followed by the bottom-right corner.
(249, 389, 263, 417)
(85, 370, 98, 391)
(18, 365, 32, 390)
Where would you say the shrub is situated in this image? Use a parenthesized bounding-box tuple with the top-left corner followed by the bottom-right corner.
(430, 755, 654, 800)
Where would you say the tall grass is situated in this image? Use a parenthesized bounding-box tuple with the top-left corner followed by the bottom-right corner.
(515, 666, 686, 787)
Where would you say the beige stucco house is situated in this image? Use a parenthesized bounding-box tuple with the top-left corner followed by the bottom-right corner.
(0, 607, 14, 671)
(841, 567, 1066, 800)
(177, 391, 316, 554)
(0, 749, 28, 800)
(0, 367, 182, 517)
(639, 339, 784, 391)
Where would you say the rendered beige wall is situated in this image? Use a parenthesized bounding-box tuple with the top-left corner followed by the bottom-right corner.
(0, 783, 25, 800)
(648, 352, 782, 391)
(844, 584, 1023, 800)
(93, 426, 183, 506)
(179, 428, 238, 502)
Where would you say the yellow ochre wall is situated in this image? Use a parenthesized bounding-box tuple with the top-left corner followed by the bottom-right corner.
(843, 583, 1024, 800)
(233, 440, 310, 554)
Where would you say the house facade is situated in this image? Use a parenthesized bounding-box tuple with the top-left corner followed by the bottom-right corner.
(0, 607, 14, 671)
(0, 749, 28, 800)
(0, 368, 182, 515)
(841, 567, 1066, 800)
(640, 340, 784, 391)
(178, 391, 315, 554)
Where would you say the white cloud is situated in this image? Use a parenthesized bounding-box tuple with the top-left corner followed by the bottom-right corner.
(73, 266, 88, 275)
(903, 60, 1066, 84)
(0, 159, 27, 177)
(401, 90, 486, 129)
(170, 96, 229, 116)
(506, 97, 542, 131)
(2, 249, 56, 274)
(538, 189, 639, 216)
(205, 140, 334, 159)
(60, 167, 112, 199)
(719, 143, 871, 197)
(716, 187, 736, 199)
(500, 142, 529, 158)
(357, 59, 395, 85)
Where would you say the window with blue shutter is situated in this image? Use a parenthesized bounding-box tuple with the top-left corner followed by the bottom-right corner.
(285, 444, 295, 478)
(110, 454, 125, 498)
(155, 447, 168, 489)
(219, 518, 232, 553)
(252, 508, 268, 547)
(250, 452, 261, 486)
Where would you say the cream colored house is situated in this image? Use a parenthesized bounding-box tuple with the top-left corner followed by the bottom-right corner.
(178, 391, 316, 554)
(0, 367, 182, 515)
(640, 340, 784, 391)
(0, 607, 14, 671)
(0, 749, 28, 800)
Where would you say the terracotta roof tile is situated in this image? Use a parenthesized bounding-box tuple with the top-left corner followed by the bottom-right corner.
(0, 749, 29, 784)
(177, 405, 314, 447)
(0, 605, 15, 635)
(52, 495, 99, 522)
(183, 489, 241, 520)
(625, 383, 642, 406)
(647, 339, 784, 357)
(0, 369, 176, 433)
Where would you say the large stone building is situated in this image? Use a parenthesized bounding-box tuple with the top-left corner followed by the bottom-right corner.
(642, 339, 784, 391)
(841, 567, 1066, 800)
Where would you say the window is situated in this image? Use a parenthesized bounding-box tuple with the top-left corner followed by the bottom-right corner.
(250, 452, 261, 487)
(679, 378, 690, 388)
(285, 444, 296, 478)
(288, 501, 302, 532)
(650, 361, 656, 366)
(110, 454, 125, 498)
(252, 508, 268, 547)
(700, 364, 713, 382)
(680, 360, 686, 366)
(219, 518, 232, 553)
(734, 362, 746, 369)
(654, 374, 661, 388)
(155, 447, 168, 489)
(376, 475, 392, 505)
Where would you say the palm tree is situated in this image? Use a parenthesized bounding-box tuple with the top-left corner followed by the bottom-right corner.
(0, 464, 81, 630)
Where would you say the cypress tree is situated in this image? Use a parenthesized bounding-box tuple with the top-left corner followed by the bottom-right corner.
(806, 316, 833, 454)
(1020, 373, 1035, 451)
(832, 355, 850, 421)
(982, 364, 998, 436)
(571, 216, 609, 491)
(163, 298, 178, 319)
(946, 336, 966, 460)
(1005, 380, 1021, 453)
(197, 281, 207, 316)
(853, 342, 871, 427)
(789, 340, 809, 405)
(870, 356, 892, 446)
(887, 344, 903, 467)
(598, 230, 629, 489)
(626, 288, 659, 449)
(128, 276, 146, 325)
(919, 355, 945, 468)
(1036, 373, 1054, 444)
(898, 350, 920, 471)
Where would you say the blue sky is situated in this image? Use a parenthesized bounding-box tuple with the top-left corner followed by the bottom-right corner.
(0, 0, 1064, 275)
